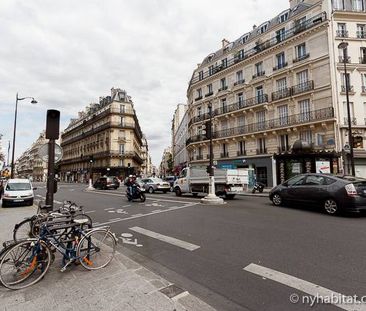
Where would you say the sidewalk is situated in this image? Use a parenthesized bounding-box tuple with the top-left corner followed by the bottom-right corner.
(237, 188, 271, 198)
(0, 206, 216, 311)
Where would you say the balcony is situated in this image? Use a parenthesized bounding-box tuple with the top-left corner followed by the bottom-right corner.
(220, 152, 229, 158)
(218, 86, 228, 92)
(291, 80, 314, 95)
(343, 117, 357, 125)
(234, 79, 245, 86)
(189, 12, 326, 86)
(339, 56, 351, 63)
(360, 57, 366, 64)
(196, 154, 204, 160)
(341, 85, 354, 93)
(277, 146, 291, 153)
(195, 96, 203, 101)
(237, 150, 247, 156)
(357, 31, 366, 38)
(272, 88, 291, 101)
(293, 53, 310, 63)
(186, 107, 334, 145)
(273, 62, 288, 71)
(205, 91, 214, 97)
(256, 148, 267, 155)
(252, 71, 266, 79)
(336, 30, 348, 37)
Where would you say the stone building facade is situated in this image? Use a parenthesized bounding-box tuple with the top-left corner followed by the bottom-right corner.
(185, 0, 366, 186)
(59, 88, 147, 182)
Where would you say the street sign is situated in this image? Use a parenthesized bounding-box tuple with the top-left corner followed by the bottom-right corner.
(213, 160, 217, 165)
(38, 143, 63, 163)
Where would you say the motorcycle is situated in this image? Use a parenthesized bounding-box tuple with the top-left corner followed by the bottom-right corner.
(126, 184, 146, 202)
(252, 182, 265, 193)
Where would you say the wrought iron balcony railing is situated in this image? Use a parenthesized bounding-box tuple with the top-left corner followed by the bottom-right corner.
(293, 53, 310, 63)
(291, 80, 314, 95)
(234, 79, 245, 86)
(277, 146, 291, 153)
(341, 85, 354, 92)
(205, 91, 214, 97)
(218, 86, 228, 92)
(336, 30, 348, 37)
(189, 12, 326, 86)
(237, 150, 247, 156)
(220, 152, 229, 158)
(357, 31, 366, 38)
(252, 71, 266, 79)
(256, 148, 267, 155)
(343, 117, 357, 125)
(186, 107, 334, 145)
(273, 62, 288, 71)
(272, 88, 291, 101)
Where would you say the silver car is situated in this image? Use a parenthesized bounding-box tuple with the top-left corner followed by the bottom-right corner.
(141, 178, 170, 193)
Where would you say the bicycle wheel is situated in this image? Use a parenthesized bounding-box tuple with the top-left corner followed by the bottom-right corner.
(0, 240, 51, 289)
(77, 229, 116, 270)
(13, 219, 34, 242)
(73, 213, 93, 229)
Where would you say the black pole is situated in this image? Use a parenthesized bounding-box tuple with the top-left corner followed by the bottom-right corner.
(10, 94, 18, 179)
(343, 48, 355, 176)
(208, 103, 213, 176)
(45, 140, 56, 211)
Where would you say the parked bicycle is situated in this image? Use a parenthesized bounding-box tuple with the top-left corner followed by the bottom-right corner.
(0, 218, 117, 290)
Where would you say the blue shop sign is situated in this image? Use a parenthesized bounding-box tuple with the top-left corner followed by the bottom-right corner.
(217, 164, 235, 169)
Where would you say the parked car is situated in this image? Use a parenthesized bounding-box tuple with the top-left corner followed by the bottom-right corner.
(141, 177, 170, 193)
(269, 173, 366, 215)
(2, 179, 36, 207)
(93, 176, 120, 190)
(164, 176, 177, 192)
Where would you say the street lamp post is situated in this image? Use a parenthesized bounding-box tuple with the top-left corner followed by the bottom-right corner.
(201, 101, 224, 205)
(338, 42, 355, 176)
(11, 93, 37, 178)
(87, 157, 95, 190)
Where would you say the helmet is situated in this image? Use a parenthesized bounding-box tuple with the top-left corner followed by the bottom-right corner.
(129, 175, 133, 178)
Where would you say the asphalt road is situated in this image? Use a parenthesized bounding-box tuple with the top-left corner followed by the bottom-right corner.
(32, 182, 366, 311)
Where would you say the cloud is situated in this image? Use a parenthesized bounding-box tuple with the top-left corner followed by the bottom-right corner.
(0, 0, 289, 166)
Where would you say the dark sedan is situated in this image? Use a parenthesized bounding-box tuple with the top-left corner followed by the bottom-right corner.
(93, 176, 120, 190)
(269, 173, 366, 215)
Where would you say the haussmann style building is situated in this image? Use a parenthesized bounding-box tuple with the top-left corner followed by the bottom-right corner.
(59, 88, 147, 182)
(185, 0, 366, 186)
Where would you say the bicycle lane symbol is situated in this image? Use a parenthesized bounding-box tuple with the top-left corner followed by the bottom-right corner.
(120, 233, 143, 247)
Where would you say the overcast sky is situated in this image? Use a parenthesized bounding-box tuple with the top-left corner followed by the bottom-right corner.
(0, 0, 288, 167)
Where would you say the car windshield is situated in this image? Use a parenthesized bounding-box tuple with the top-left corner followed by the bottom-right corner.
(6, 183, 31, 191)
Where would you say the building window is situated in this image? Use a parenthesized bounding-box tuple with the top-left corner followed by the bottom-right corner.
(333, 0, 345, 10)
(120, 105, 125, 113)
(278, 105, 289, 125)
(221, 58, 228, 68)
(259, 22, 269, 34)
(257, 138, 266, 154)
(120, 117, 124, 126)
(238, 49, 245, 60)
(241, 35, 249, 44)
(209, 65, 214, 76)
(197, 106, 202, 117)
(207, 84, 213, 96)
(256, 110, 266, 130)
(353, 0, 364, 11)
(362, 73, 366, 92)
(295, 43, 307, 60)
(237, 115, 245, 126)
(255, 62, 263, 75)
(279, 134, 289, 152)
(300, 130, 312, 143)
(360, 47, 366, 64)
(279, 11, 289, 23)
(343, 101, 355, 124)
(316, 133, 325, 146)
(275, 52, 286, 69)
(198, 70, 204, 81)
(221, 98, 227, 113)
(276, 28, 286, 42)
(299, 99, 311, 121)
(341, 73, 352, 92)
(220, 78, 227, 90)
(256, 85, 264, 103)
(236, 70, 244, 84)
(119, 144, 125, 155)
(237, 93, 244, 106)
(276, 77, 287, 91)
(238, 141, 246, 155)
(221, 143, 228, 158)
(357, 24, 366, 38)
(296, 69, 309, 85)
(337, 23, 348, 37)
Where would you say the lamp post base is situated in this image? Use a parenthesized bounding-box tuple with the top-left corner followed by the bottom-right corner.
(86, 178, 95, 191)
(201, 194, 225, 205)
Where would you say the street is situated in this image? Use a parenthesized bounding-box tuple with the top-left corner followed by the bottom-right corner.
(32, 182, 366, 311)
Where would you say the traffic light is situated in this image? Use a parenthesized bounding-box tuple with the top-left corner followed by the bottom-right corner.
(46, 110, 60, 139)
(204, 121, 211, 139)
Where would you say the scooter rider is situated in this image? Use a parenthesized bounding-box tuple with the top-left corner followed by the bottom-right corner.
(125, 175, 137, 196)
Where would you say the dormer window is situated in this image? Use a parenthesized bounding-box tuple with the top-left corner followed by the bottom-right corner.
(259, 22, 269, 34)
(241, 34, 249, 44)
(279, 11, 289, 23)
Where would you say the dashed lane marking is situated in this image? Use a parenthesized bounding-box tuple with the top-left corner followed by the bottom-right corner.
(95, 202, 198, 227)
(85, 210, 96, 214)
(104, 208, 114, 211)
(130, 226, 200, 251)
(54, 200, 62, 204)
(243, 263, 366, 311)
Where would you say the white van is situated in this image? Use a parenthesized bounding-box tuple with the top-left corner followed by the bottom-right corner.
(2, 179, 36, 207)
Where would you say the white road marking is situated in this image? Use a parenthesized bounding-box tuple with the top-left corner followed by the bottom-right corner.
(243, 263, 366, 311)
(95, 203, 198, 226)
(104, 208, 114, 211)
(109, 218, 121, 222)
(85, 210, 95, 214)
(129, 226, 200, 251)
(54, 200, 62, 204)
(131, 213, 143, 217)
(151, 209, 162, 213)
(122, 205, 131, 208)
